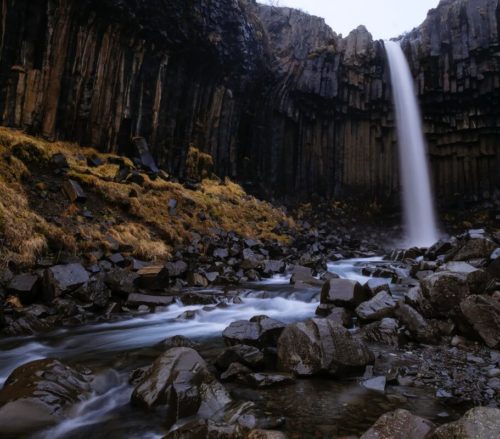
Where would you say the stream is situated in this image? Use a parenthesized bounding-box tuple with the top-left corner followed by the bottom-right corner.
(0, 258, 460, 438)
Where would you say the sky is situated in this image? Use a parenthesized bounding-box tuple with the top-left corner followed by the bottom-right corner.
(261, 0, 441, 40)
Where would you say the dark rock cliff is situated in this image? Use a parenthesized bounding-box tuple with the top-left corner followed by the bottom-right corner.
(0, 0, 499, 202)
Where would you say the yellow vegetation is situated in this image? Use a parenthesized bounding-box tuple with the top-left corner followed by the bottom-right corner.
(0, 127, 293, 268)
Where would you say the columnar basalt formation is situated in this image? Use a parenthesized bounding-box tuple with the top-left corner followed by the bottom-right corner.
(0, 0, 498, 201)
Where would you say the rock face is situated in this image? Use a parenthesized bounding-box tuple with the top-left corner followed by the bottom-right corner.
(0, 359, 92, 435)
(429, 407, 500, 439)
(277, 318, 373, 376)
(0, 0, 499, 200)
(131, 347, 232, 427)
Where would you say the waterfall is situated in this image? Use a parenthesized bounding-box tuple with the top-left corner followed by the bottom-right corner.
(384, 40, 439, 248)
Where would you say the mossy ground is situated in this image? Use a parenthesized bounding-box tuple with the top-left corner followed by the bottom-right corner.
(0, 128, 294, 269)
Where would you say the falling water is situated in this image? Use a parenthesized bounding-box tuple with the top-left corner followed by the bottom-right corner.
(385, 40, 439, 247)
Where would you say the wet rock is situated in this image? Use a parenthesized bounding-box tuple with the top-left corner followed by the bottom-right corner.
(360, 318, 402, 347)
(262, 260, 285, 275)
(404, 286, 434, 317)
(187, 272, 209, 288)
(131, 347, 232, 427)
(362, 376, 386, 393)
(360, 409, 434, 439)
(165, 260, 188, 278)
(321, 278, 369, 309)
(365, 278, 391, 296)
(0, 359, 92, 435)
(437, 262, 490, 294)
(421, 271, 470, 316)
(133, 265, 170, 290)
(7, 274, 40, 304)
(460, 295, 500, 348)
(429, 407, 500, 438)
(3, 313, 52, 336)
(157, 336, 200, 351)
(165, 419, 240, 439)
(43, 263, 89, 302)
(180, 291, 218, 306)
(247, 430, 288, 439)
(127, 293, 174, 307)
(395, 303, 438, 344)
(216, 345, 265, 371)
(355, 291, 397, 321)
(80, 276, 111, 308)
(220, 363, 252, 382)
(290, 265, 322, 287)
(62, 179, 87, 203)
(247, 373, 294, 389)
(324, 306, 352, 327)
(104, 269, 139, 296)
(277, 318, 373, 376)
(451, 237, 498, 262)
(223, 316, 286, 348)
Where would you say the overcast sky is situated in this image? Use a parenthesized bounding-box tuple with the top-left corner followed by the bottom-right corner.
(261, 0, 441, 40)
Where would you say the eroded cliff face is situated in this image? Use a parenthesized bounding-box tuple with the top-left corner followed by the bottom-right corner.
(0, 0, 499, 202)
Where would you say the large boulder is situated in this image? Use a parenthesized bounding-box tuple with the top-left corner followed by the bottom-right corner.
(216, 345, 265, 371)
(7, 274, 41, 304)
(437, 262, 490, 294)
(360, 318, 402, 347)
(395, 303, 438, 344)
(0, 359, 92, 435)
(421, 271, 470, 316)
(43, 263, 89, 301)
(355, 291, 397, 321)
(429, 407, 500, 438)
(223, 316, 286, 348)
(131, 347, 232, 427)
(460, 295, 500, 348)
(360, 409, 434, 439)
(321, 279, 369, 309)
(277, 318, 373, 376)
(451, 237, 497, 262)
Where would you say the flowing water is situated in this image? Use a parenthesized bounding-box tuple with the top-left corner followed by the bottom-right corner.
(0, 258, 458, 438)
(385, 41, 439, 248)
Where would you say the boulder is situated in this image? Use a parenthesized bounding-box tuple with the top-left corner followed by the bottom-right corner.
(360, 318, 402, 347)
(395, 303, 438, 344)
(365, 278, 391, 296)
(62, 179, 87, 203)
(262, 260, 285, 275)
(187, 272, 209, 288)
(134, 265, 169, 290)
(247, 430, 288, 439)
(438, 262, 490, 294)
(362, 376, 386, 393)
(165, 260, 188, 277)
(420, 271, 470, 316)
(360, 409, 434, 439)
(220, 363, 253, 382)
(7, 274, 40, 304)
(460, 295, 500, 348)
(216, 345, 265, 371)
(104, 269, 139, 296)
(321, 278, 368, 309)
(131, 347, 232, 427)
(290, 265, 322, 287)
(43, 263, 89, 302)
(451, 237, 497, 262)
(324, 306, 352, 327)
(429, 407, 500, 438)
(355, 291, 397, 321)
(277, 318, 373, 376)
(223, 316, 286, 348)
(0, 359, 92, 435)
(246, 373, 294, 389)
(127, 293, 174, 307)
(164, 419, 240, 439)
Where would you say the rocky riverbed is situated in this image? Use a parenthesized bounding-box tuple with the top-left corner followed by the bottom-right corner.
(0, 224, 500, 438)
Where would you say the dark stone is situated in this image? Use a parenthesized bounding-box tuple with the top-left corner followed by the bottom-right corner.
(429, 407, 500, 439)
(215, 344, 265, 371)
(50, 152, 69, 170)
(127, 293, 174, 307)
(246, 373, 294, 389)
(0, 359, 92, 436)
(43, 263, 89, 302)
(165, 260, 188, 277)
(421, 272, 471, 316)
(355, 291, 397, 321)
(131, 348, 231, 427)
(109, 253, 126, 266)
(62, 179, 87, 203)
(360, 409, 434, 439)
(360, 318, 402, 347)
(223, 316, 286, 348)
(395, 303, 438, 344)
(187, 272, 208, 287)
(321, 278, 369, 309)
(7, 274, 40, 304)
(290, 265, 322, 287)
(104, 269, 139, 296)
(180, 291, 217, 306)
(134, 265, 169, 290)
(460, 295, 500, 348)
(277, 318, 373, 376)
(220, 362, 252, 382)
(132, 137, 159, 174)
(213, 248, 229, 259)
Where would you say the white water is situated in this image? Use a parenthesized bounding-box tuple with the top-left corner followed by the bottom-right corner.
(385, 41, 439, 248)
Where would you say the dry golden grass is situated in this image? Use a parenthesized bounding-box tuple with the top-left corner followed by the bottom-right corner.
(0, 127, 294, 267)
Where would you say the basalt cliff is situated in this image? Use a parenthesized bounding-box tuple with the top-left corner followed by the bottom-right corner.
(0, 0, 499, 202)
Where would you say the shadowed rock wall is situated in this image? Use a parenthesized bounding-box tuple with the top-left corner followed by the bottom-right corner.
(0, 0, 498, 202)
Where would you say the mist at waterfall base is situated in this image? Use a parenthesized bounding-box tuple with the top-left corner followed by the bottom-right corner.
(385, 40, 440, 248)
